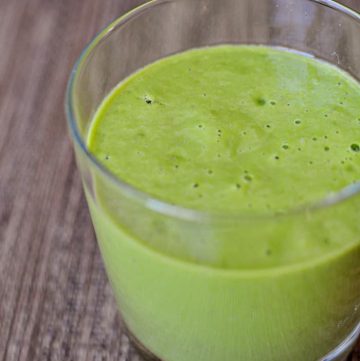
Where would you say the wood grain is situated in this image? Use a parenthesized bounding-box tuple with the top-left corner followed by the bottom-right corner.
(0, 0, 359, 360)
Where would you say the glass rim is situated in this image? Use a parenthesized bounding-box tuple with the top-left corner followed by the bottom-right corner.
(65, 0, 360, 222)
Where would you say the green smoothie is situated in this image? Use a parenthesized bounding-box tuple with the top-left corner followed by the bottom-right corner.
(87, 46, 360, 360)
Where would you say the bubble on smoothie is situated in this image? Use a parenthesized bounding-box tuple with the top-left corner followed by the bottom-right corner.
(255, 97, 266, 106)
(144, 95, 153, 104)
(350, 143, 360, 152)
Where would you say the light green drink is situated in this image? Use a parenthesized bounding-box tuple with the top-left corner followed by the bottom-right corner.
(87, 46, 360, 361)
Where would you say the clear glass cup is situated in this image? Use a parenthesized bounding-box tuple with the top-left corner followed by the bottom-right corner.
(66, 0, 360, 360)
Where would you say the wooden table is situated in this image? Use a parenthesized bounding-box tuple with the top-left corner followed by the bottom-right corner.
(0, 0, 359, 360)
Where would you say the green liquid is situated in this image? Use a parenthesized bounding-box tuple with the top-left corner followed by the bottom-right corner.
(87, 46, 360, 360)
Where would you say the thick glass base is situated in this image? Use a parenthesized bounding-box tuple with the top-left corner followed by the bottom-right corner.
(125, 323, 360, 361)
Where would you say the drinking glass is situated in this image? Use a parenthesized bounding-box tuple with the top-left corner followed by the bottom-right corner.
(66, 0, 360, 360)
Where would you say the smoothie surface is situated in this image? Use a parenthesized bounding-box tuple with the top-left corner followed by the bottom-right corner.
(88, 46, 360, 213)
